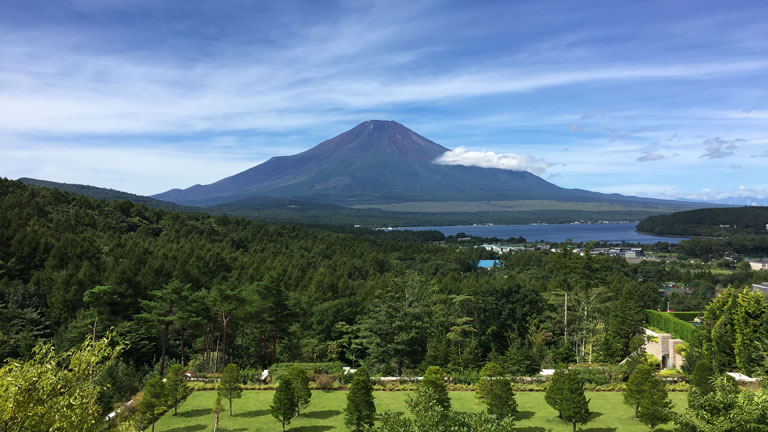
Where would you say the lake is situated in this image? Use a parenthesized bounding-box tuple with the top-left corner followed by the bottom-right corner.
(397, 222, 687, 244)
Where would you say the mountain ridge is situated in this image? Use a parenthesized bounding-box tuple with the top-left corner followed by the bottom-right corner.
(153, 120, 705, 213)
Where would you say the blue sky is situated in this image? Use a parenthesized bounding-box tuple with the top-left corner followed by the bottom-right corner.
(1, 0, 767, 203)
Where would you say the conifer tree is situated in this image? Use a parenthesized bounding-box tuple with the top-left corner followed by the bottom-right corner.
(139, 376, 167, 432)
(637, 375, 672, 431)
(421, 366, 451, 411)
(286, 364, 312, 416)
(560, 372, 591, 432)
(165, 364, 190, 415)
(345, 366, 376, 432)
(476, 362, 517, 418)
(545, 366, 568, 418)
(271, 377, 297, 432)
(624, 363, 653, 418)
(218, 363, 243, 416)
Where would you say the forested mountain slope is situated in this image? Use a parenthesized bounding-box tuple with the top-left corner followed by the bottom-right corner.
(0, 178, 694, 415)
(637, 206, 768, 236)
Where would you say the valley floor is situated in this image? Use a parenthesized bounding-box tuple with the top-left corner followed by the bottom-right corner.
(151, 390, 688, 432)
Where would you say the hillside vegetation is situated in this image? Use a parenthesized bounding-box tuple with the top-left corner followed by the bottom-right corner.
(637, 206, 768, 237)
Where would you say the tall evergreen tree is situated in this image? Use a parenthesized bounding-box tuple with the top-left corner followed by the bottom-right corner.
(476, 361, 517, 418)
(139, 376, 167, 432)
(286, 364, 312, 416)
(137, 279, 186, 376)
(545, 366, 568, 418)
(421, 366, 451, 411)
(345, 366, 376, 432)
(218, 363, 243, 416)
(165, 364, 190, 415)
(271, 377, 297, 432)
(560, 372, 591, 432)
(624, 363, 654, 418)
(638, 375, 672, 431)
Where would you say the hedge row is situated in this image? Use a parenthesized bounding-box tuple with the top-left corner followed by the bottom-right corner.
(646, 310, 697, 342)
(668, 311, 702, 322)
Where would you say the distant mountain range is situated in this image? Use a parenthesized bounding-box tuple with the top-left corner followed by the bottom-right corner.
(153, 120, 705, 214)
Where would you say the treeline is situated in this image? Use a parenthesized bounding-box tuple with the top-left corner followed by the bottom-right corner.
(0, 179, 662, 415)
(637, 206, 768, 237)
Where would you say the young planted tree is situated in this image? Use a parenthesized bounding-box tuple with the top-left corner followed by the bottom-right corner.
(345, 366, 376, 432)
(286, 364, 312, 416)
(476, 362, 517, 418)
(139, 376, 167, 432)
(271, 377, 297, 432)
(624, 363, 654, 418)
(421, 366, 451, 411)
(165, 364, 190, 415)
(218, 363, 243, 416)
(637, 375, 672, 431)
(560, 372, 591, 432)
(545, 366, 568, 418)
(212, 395, 222, 432)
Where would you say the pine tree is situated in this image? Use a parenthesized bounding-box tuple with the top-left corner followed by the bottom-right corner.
(139, 376, 167, 432)
(271, 377, 297, 432)
(476, 362, 517, 418)
(624, 363, 653, 418)
(687, 359, 715, 410)
(218, 363, 243, 416)
(421, 366, 451, 411)
(286, 364, 312, 416)
(560, 372, 591, 432)
(345, 366, 376, 432)
(165, 364, 190, 415)
(637, 375, 672, 431)
(545, 366, 568, 418)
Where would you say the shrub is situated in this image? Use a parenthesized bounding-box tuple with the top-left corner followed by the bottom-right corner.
(314, 374, 335, 390)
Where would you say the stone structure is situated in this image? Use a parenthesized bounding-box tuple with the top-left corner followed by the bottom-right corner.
(643, 328, 685, 370)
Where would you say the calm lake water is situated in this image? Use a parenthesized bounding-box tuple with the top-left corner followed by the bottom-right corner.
(398, 222, 687, 244)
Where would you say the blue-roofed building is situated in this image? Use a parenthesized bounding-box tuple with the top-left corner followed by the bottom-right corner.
(478, 259, 500, 269)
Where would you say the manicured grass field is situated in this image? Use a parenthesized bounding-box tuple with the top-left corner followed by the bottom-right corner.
(151, 390, 687, 432)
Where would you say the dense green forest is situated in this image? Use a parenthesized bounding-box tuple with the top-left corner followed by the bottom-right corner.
(2, 178, 768, 430)
(637, 206, 768, 237)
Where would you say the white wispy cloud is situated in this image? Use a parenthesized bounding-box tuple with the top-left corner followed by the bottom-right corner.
(636, 152, 665, 162)
(701, 137, 738, 159)
(434, 146, 552, 175)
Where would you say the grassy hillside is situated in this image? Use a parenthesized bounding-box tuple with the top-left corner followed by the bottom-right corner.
(637, 206, 768, 237)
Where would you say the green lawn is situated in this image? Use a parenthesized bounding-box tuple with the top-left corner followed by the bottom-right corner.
(151, 390, 688, 432)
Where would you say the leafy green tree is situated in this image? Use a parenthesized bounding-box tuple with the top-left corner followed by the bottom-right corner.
(624, 363, 654, 417)
(286, 364, 312, 415)
(271, 376, 297, 432)
(476, 362, 517, 418)
(139, 376, 168, 432)
(0, 334, 122, 432)
(421, 366, 451, 411)
(675, 375, 768, 432)
(687, 360, 715, 410)
(637, 375, 672, 431)
(559, 371, 591, 432)
(734, 288, 767, 375)
(545, 366, 567, 418)
(218, 363, 243, 416)
(165, 364, 190, 415)
(345, 366, 376, 432)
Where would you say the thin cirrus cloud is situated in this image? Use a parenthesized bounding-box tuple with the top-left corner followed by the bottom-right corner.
(434, 146, 552, 175)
